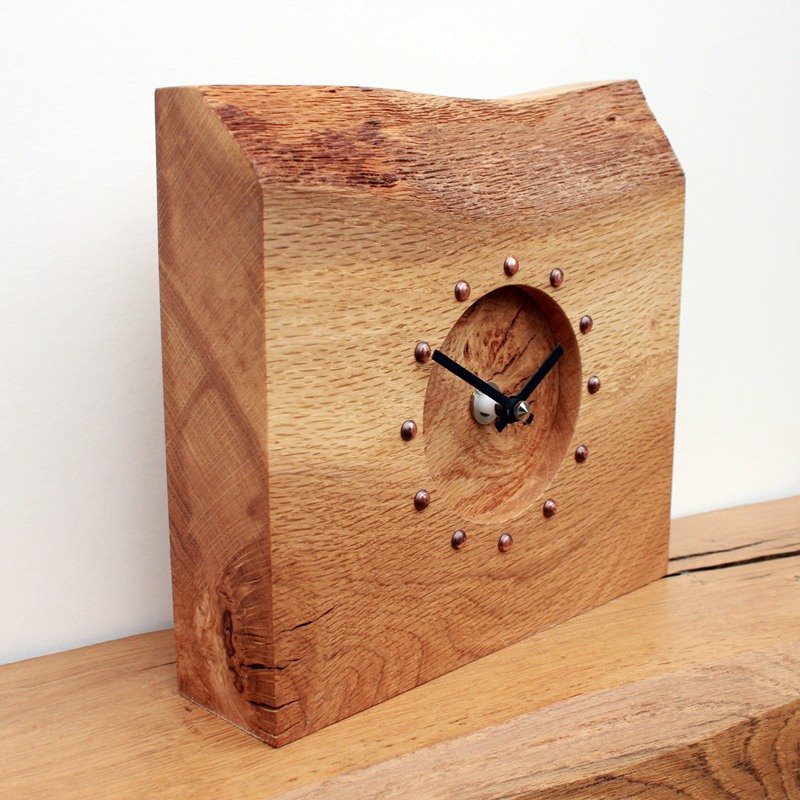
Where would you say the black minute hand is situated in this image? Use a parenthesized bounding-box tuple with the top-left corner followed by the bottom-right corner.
(495, 344, 564, 433)
(432, 350, 512, 409)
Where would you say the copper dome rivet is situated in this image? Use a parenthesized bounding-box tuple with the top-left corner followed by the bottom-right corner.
(414, 489, 430, 510)
(414, 342, 432, 364)
(454, 280, 471, 302)
(498, 532, 513, 553)
(400, 420, 417, 441)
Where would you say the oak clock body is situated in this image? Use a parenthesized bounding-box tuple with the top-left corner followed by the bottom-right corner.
(156, 81, 684, 746)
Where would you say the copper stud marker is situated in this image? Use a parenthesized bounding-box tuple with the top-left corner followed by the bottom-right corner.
(503, 255, 519, 277)
(543, 498, 557, 518)
(454, 280, 471, 302)
(580, 314, 593, 334)
(400, 420, 417, 441)
(414, 489, 430, 510)
(575, 444, 589, 463)
(498, 532, 514, 553)
(549, 268, 564, 288)
(414, 341, 432, 363)
(587, 375, 601, 394)
(451, 529, 467, 550)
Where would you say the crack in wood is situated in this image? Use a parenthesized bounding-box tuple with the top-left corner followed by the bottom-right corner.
(489, 330, 540, 387)
(487, 302, 524, 364)
(277, 606, 336, 637)
(247, 698, 299, 712)
(246, 658, 300, 672)
(666, 548, 800, 577)
(669, 539, 768, 562)
(138, 660, 177, 672)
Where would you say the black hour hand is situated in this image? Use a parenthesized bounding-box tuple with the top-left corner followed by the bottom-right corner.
(517, 344, 564, 403)
(432, 350, 512, 410)
(495, 344, 564, 433)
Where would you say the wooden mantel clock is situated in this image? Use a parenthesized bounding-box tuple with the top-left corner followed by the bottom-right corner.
(156, 80, 684, 747)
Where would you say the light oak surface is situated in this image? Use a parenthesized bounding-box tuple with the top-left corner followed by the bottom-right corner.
(157, 81, 684, 744)
(1, 496, 799, 798)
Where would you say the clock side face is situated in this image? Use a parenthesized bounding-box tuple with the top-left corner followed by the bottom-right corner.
(423, 285, 581, 524)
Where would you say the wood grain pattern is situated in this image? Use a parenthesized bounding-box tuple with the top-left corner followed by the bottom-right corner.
(286, 645, 800, 799)
(156, 88, 278, 740)
(156, 81, 685, 745)
(0, 498, 798, 798)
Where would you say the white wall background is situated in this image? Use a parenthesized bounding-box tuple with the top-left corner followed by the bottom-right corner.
(1, 1, 798, 664)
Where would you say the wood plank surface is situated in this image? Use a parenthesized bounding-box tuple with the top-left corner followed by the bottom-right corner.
(1, 496, 798, 798)
(669, 493, 800, 571)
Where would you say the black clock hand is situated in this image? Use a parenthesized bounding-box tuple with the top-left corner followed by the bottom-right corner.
(495, 344, 564, 432)
(432, 349, 512, 410)
(516, 344, 564, 403)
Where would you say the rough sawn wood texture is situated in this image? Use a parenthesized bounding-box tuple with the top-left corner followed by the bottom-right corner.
(156, 80, 685, 745)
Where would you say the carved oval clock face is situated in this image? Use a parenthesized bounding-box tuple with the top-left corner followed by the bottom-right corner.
(423, 285, 581, 524)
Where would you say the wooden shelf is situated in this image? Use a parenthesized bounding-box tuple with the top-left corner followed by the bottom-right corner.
(2, 497, 799, 798)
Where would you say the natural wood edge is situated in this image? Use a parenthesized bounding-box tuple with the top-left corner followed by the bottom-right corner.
(497, 78, 633, 103)
(184, 79, 625, 104)
(197, 80, 684, 221)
